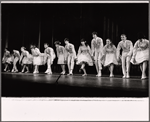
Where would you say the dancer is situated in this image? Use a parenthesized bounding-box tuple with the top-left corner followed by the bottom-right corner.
(91, 31, 103, 77)
(44, 43, 56, 74)
(19, 47, 33, 73)
(30, 44, 44, 74)
(54, 41, 66, 75)
(101, 39, 118, 77)
(2, 48, 13, 72)
(11, 49, 20, 73)
(64, 38, 77, 75)
(116, 34, 133, 78)
(131, 33, 149, 79)
(76, 39, 93, 76)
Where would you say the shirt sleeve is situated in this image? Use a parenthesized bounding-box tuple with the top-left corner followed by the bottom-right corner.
(127, 41, 133, 56)
(91, 39, 94, 56)
(71, 44, 77, 58)
(116, 42, 122, 58)
(51, 48, 55, 60)
(99, 38, 104, 52)
(64, 45, 68, 60)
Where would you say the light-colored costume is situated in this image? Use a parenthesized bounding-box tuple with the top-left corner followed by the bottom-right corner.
(76, 45, 93, 66)
(65, 43, 77, 72)
(102, 44, 118, 67)
(56, 46, 66, 64)
(116, 40, 133, 76)
(31, 48, 45, 65)
(91, 37, 103, 70)
(20, 50, 33, 65)
(13, 50, 20, 64)
(44, 47, 56, 65)
(131, 39, 149, 64)
(2, 50, 13, 64)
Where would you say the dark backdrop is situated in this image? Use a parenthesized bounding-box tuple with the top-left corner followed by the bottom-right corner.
(1, 3, 149, 75)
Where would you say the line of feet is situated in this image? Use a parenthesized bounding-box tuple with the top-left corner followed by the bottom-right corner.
(3, 69, 148, 79)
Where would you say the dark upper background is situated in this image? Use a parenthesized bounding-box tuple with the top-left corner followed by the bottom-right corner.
(1, 3, 149, 75)
(2, 3, 148, 52)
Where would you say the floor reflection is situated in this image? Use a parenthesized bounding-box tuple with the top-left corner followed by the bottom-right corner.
(2, 72, 148, 91)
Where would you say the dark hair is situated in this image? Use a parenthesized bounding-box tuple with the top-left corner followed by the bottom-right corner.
(44, 43, 49, 46)
(64, 38, 69, 42)
(138, 32, 145, 39)
(80, 38, 88, 47)
(54, 41, 61, 45)
(21, 46, 26, 50)
(106, 38, 113, 47)
(30, 44, 36, 49)
(121, 34, 127, 37)
(92, 31, 98, 35)
(5, 48, 8, 51)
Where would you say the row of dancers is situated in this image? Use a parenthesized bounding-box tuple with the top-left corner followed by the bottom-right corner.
(2, 32, 149, 79)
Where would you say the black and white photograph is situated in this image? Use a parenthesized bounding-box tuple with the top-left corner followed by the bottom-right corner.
(1, 0, 149, 121)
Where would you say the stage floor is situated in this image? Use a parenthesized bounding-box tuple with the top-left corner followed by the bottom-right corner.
(2, 72, 148, 97)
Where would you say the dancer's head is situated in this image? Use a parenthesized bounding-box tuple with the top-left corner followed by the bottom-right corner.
(121, 34, 127, 41)
(44, 43, 49, 49)
(106, 38, 113, 47)
(54, 41, 61, 47)
(21, 47, 26, 52)
(30, 44, 36, 49)
(4, 48, 8, 52)
(64, 38, 69, 45)
(92, 31, 98, 39)
(13, 50, 15, 53)
(80, 38, 87, 46)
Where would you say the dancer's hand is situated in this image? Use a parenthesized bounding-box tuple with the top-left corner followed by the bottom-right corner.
(64, 60, 67, 64)
(91, 56, 95, 61)
(75, 58, 78, 62)
(132, 57, 136, 64)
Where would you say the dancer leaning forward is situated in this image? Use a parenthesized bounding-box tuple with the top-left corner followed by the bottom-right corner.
(54, 41, 66, 75)
(130, 33, 149, 79)
(2, 48, 13, 72)
(30, 44, 46, 74)
(44, 43, 56, 75)
(64, 38, 77, 75)
(76, 39, 93, 76)
(19, 47, 33, 73)
(91, 32, 104, 77)
(101, 39, 119, 77)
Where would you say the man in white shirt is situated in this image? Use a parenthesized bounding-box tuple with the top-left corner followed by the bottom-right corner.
(91, 32, 104, 77)
(64, 38, 77, 75)
(116, 34, 133, 78)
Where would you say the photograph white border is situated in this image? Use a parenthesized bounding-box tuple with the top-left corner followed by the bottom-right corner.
(1, 1, 149, 121)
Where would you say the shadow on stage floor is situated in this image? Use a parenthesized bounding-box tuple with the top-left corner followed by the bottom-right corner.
(2, 72, 148, 97)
